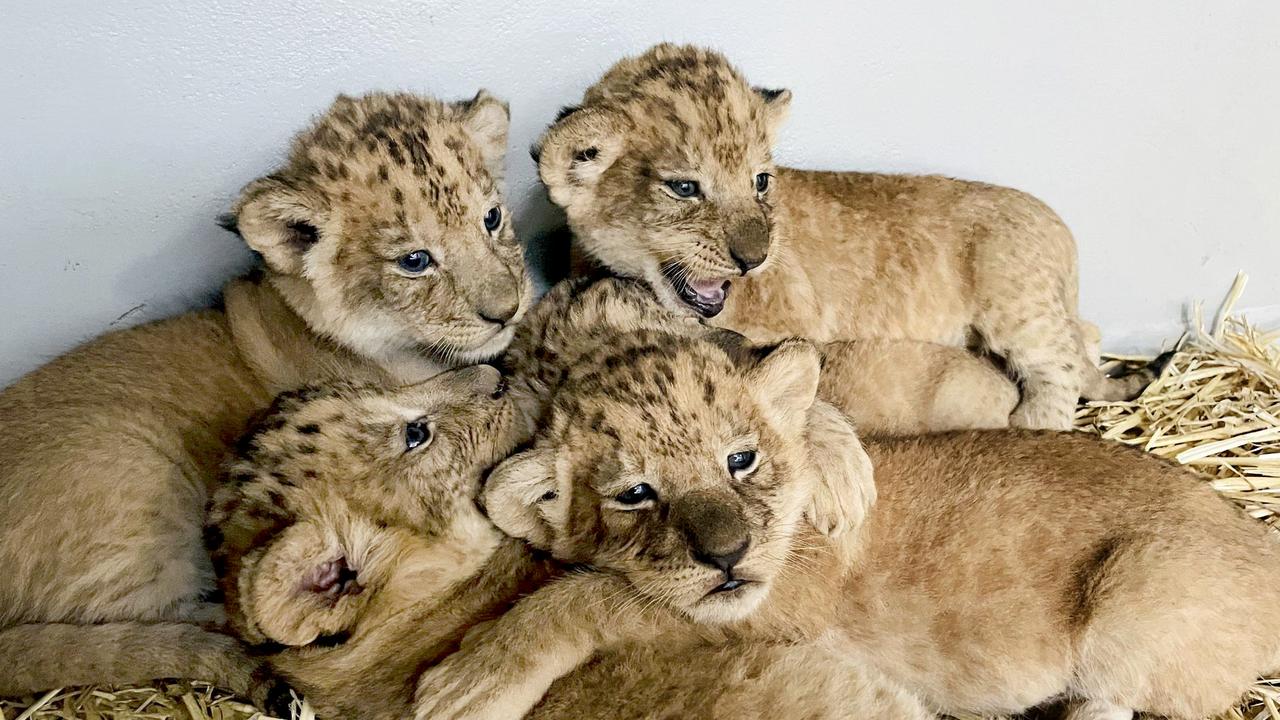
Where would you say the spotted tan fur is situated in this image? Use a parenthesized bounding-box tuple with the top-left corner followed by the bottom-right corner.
(536, 43, 1155, 431)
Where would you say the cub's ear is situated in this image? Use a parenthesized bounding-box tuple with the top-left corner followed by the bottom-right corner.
(482, 447, 561, 549)
(746, 338, 822, 429)
(532, 104, 629, 209)
(753, 87, 793, 135)
(228, 176, 324, 276)
(459, 89, 510, 181)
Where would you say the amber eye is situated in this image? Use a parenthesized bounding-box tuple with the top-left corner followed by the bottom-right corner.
(754, 173, 771, 194)
(398, 250, 432, 275)
(727, 450, 758, 475)
(483, 206, 502, 233)
(615, 483, 657, 505)
(664, 180, 701, 198)
(404, 419, 433, 452)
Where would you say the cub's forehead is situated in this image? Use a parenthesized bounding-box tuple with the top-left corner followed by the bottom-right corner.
(291, 93, 497, 219)
(549, 339, 755, 452)
(589, 45, 772, 167)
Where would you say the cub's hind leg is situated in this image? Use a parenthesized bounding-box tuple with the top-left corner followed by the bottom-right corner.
(975, 307, 1085, 431)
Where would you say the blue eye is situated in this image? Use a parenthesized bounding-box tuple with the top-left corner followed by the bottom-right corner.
(727, 450, 757, 474)
(664, 180, 700, 198)
(404, 419, 433, 451)
(615, 483, 657, 505)
(483, 206, 502, 233)
(398, 250, 432, 275)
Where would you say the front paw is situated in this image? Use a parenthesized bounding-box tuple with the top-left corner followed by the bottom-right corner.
(414, 652, 539, 720)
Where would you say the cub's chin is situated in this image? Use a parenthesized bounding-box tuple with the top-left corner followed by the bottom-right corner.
(440, 324, 518, 365)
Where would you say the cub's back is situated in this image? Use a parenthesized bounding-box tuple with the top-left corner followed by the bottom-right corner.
(0, 309, 267, 623)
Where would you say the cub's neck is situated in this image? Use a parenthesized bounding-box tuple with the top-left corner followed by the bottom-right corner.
(223, 274, 408, 394)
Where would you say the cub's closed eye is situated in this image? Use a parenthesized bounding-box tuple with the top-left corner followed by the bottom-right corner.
(398, 250, 432, 275)
(404, 419, 434, 452)
(727, 450, 758, 475)
(483, 206, 502, 233)
(615, 483, 657, 506)
(664, 180, 701, 199)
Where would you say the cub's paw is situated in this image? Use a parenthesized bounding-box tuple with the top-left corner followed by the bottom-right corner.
(805, 400, 876, 538)
(413, 647, 545, 720)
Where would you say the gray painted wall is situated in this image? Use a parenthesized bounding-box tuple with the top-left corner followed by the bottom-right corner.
(3, 1, 1278, 385)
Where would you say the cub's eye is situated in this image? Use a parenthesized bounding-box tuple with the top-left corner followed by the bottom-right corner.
(615, 483, 657, 506)
(404, 419, 433, 452)
(727, 450, 758, 475)
(483, 206, 502, 233)
(664, 180, 701, 199)
(754, 173, 771, 194)
(398, 250, 432, 275)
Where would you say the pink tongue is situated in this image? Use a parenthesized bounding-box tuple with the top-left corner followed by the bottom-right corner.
(688, 278, 726, 304)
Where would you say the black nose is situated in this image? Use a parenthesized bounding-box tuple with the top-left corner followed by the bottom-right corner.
(692, 538, 749, 574)
(730, 248, 766, 275)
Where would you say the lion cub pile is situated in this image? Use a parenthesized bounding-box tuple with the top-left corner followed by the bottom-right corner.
(0, 39, 1257, 720)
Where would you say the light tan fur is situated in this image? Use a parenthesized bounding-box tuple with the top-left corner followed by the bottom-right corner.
(416, 329, 1280, 720)
(210, 372, 929, 720)
(0, 90, 532, 698)
(535, 43, 1158, 430)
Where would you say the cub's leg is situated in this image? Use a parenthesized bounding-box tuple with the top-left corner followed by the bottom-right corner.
(413, 572, 675, 720)
(818, 339, 1016, 435)
(1063, 700, 1132, 720)
(974, 307, 1084, 431)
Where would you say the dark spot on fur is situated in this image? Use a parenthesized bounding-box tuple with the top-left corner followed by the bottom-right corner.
(297, 443, 318, 455)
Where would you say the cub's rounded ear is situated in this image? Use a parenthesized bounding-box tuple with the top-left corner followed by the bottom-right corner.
(747, 338, 822, 429)
(458, 89, 511, 182)
(228, 176, 325, 276)
(239, 522, 367, 647)
(532, 105, 630, 209)
(481, 447, 560, 549)
(753, 86, 793, 135)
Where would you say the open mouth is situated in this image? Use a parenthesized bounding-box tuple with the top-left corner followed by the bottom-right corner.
(660, 262, 730, 318)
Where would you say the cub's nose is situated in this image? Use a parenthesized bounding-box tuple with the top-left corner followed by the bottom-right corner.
(693, 538, 750, 574)
(674, 492, 752, 575)
(730, 248, 766, 275)
(478, 298, 519, 325)
(727, 216, 770, 275)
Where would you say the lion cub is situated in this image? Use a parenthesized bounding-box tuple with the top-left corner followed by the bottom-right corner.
(535, 43, 1158, 430)
(504, 275, 1015, 441)
(417, 329, 1280, 720)
(209, 371, 931, 720)
(0, 91, 531, 698)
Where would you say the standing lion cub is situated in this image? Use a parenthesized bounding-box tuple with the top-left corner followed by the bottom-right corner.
(0, 90, 531, 699)
(534, 43, 1159, 430)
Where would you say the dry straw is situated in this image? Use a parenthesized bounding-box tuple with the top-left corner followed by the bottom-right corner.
(2, 274, 1277, 720)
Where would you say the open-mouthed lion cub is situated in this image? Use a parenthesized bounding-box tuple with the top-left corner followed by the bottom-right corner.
(416, 331, 1280, 720)
(208, 368, 931, 719)
(0, 90, 531, 700)
(534, 42, 1158, 430)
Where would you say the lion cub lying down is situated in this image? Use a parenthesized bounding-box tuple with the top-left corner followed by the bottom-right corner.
(207, 370, 932, 719)
(417, 329, 1280, 720)
(536, 42, 1159, 430)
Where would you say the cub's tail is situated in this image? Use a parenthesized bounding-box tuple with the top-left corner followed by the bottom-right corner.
(1079, 349, 1176, 402)
(0, 622, 283, 709)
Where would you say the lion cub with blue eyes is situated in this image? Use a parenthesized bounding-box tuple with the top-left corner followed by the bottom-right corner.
(536, 43, 1160, 431)
(0, 90, 531, 699)
(209, 362, 928, 720)
(417, 326, 1280, 720)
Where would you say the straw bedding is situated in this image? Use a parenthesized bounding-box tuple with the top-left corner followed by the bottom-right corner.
(3, 275, 1276, 720)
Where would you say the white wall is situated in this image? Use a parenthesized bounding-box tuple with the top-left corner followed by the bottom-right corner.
(3, 1, 1278, 385)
